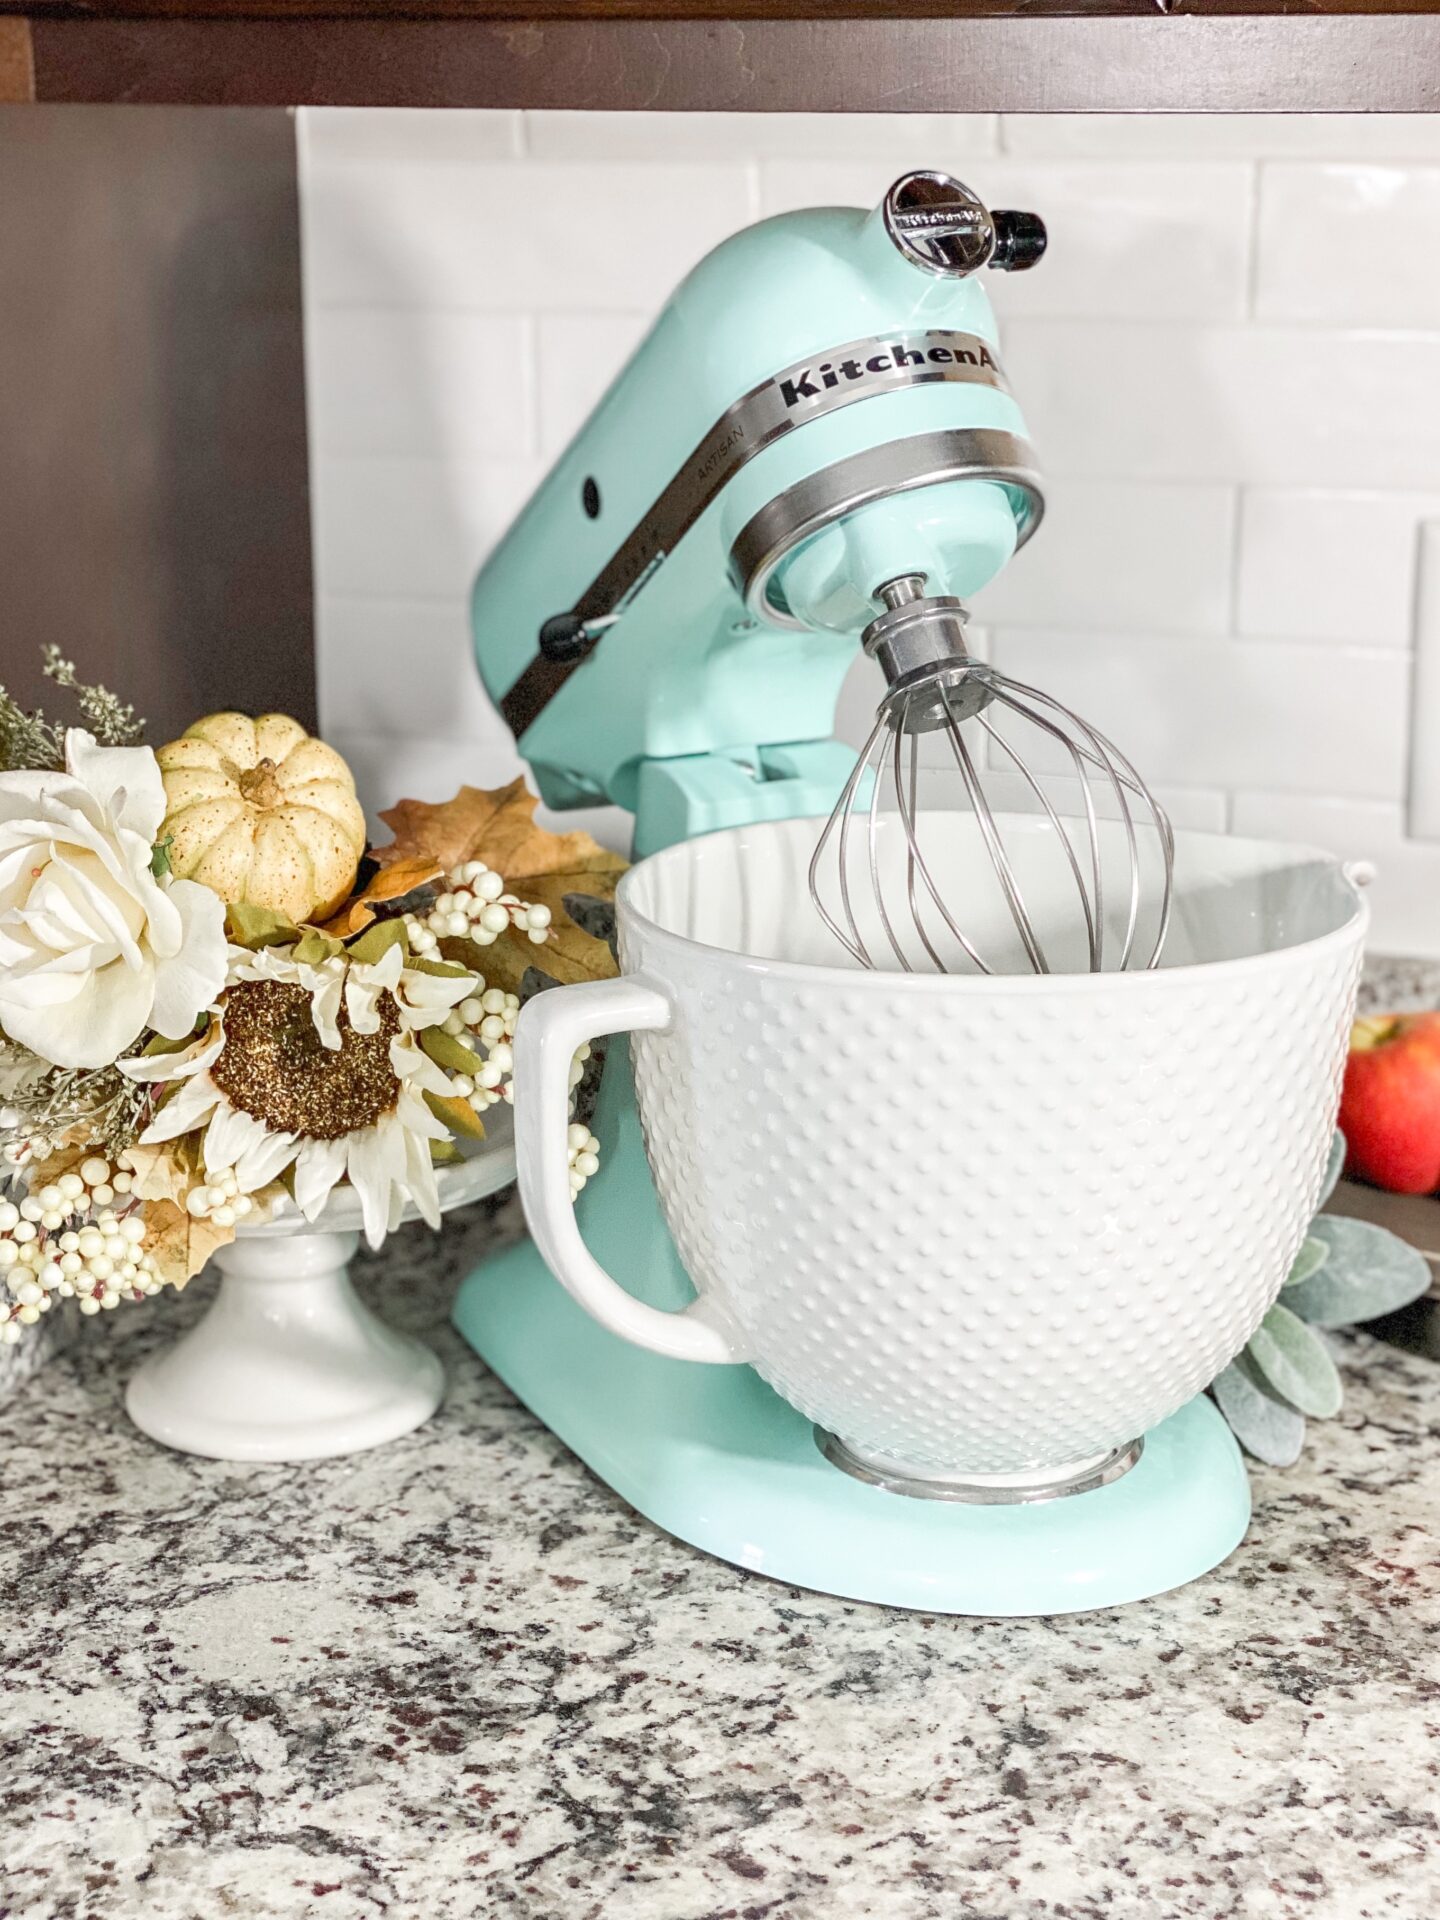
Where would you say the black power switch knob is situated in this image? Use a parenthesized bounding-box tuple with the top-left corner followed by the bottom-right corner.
(538, 612, 592, 663)
(989, 210, 1047, 273)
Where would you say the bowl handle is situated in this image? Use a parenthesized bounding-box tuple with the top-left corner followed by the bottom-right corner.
(513, 975, 748, 1364)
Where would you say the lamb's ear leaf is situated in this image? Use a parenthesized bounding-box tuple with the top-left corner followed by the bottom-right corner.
(1283, 1236, 1329, 1288)
(1246, 1303, 1344, 1419)
(1211, 1352, 1308, 1468)
(1319, 1129, 1347, 1209)
(1287, 1214, 1433, 1328)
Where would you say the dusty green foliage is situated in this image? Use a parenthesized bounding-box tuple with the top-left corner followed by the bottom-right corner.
(1211, 1127, 1431, 1467)
(41, 645, 145, 746)
(0, 686, 64, 773)
(0, 645, 146, 771)
(0, 1045, 149, 1163)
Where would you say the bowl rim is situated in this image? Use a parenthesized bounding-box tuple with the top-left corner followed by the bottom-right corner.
(615, 815, 1370, 994)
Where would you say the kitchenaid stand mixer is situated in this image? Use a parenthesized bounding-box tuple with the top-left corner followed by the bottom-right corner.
(453, 173, 1282, 1613)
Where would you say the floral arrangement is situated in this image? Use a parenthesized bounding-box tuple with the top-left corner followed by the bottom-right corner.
(1210, 1130, 1432, 1465)
(0, 651, 622, 1345)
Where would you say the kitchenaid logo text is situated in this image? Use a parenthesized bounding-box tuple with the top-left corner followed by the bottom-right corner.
(777, 340, 998, 411)
(891, 208, 985, 234)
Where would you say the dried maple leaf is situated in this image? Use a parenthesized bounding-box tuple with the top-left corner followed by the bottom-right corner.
(374, 780, 626, 990)
(121, 1140, 196, 1209)
(318, 855, 443, 939)
(141, 1198, 235, 1292)
(26, 1136, 92, 1191)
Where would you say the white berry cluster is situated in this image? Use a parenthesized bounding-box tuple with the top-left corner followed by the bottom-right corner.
(567, 1124, 601, 1198)
(1, 1107, 54, 1173)
(438, 984, 523, 1112)
(402, 862, 598, 1195)
(0, 1157, 160, 1343)
(183, 1166, 256, 1228)
(405, 859, 552, 957)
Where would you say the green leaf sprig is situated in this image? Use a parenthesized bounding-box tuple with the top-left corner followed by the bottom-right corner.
(1210, 1130, 1432, 1466)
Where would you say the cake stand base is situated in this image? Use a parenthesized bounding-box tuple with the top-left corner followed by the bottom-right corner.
(126, 1230, 445, 1462)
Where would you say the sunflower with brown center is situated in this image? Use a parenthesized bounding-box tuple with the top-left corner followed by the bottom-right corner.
(121, 936, 477, 1245)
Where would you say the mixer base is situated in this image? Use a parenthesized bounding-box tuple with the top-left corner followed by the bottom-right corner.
(453, 1049, 1253, 1618)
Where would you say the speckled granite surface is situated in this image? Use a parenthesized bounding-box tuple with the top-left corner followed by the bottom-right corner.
(1357, 955, 1440, 1015)
(4, 1178, 1439, 1920)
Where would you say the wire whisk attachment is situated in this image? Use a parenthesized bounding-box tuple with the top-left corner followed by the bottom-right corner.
(809, 575, 1174, 977)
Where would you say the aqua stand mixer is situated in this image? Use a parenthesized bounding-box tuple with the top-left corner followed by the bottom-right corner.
(452, 173, 1287, 1614)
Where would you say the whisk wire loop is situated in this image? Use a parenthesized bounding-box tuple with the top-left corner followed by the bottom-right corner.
(811, 657, 1174, 979)
(939, 681, 1051, 974)
(893, 692, 994, 975)
(976, 706, 1100, 971)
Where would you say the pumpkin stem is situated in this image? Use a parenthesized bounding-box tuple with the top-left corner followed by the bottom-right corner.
(238, 758, 284, 809)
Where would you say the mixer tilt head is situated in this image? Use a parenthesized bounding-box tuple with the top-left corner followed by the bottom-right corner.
(808, 575, 1175, 978)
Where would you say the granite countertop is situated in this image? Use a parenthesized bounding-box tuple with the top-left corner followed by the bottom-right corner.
(4, 1190, 1439, 1920)
(3, 956, 1439, 1919)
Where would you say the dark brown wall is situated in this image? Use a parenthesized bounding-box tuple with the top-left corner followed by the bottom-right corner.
(0, 105, 314, 747)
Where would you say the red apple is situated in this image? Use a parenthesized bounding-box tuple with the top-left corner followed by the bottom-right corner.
(1339, 1012, 1440, 1194)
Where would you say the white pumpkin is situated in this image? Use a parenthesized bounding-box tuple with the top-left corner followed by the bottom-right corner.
(157, 713, 366, 924)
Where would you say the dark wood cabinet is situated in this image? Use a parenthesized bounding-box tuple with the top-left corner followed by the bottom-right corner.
(3, 3, 1440, 111)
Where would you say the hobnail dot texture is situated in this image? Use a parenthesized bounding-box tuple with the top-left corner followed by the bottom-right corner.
(624, 933, 1363, 1476)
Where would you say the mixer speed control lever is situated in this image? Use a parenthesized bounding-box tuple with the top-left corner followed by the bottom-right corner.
(538, 610, 617, 664)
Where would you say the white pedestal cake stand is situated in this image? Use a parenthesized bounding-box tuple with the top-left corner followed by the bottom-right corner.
(124, 1111, 516, 1463)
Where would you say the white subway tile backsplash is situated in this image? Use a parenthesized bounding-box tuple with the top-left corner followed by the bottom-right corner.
(1256, 166, 1440, 327)
(317, 595, 500, 742)
(988, 630, 1410, 801)
(535, 311, 650, 458)
(303, 161, 753, 312)
(973, 480, 1234, 635)
(1237, 489, 1433, 647)
(760, 162, 1252, 322)
(306, 310, 534, 458)
(1003, 322, 1440, 489)
(1231, 791, 1440, 957)
(300, 109, 523, 168)
(524, 112, 998, 164)
(312, 453, 545, 599)
(1001, 115, 1440, 162)
(296, 108, 1440, 953)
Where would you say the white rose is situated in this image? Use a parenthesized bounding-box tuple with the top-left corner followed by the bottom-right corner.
(0, 729, 227, 1070)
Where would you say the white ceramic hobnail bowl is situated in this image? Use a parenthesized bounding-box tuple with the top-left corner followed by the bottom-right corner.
(515, 815, 1367, 1489)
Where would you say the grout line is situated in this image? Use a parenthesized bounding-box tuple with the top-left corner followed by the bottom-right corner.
(745, 159, 763, 224)
(1405, 519, 1439, 841)
(1226, 486, 1246, 636)
(1243, 160, 1263, 321)
(518, 312, 541, 462)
